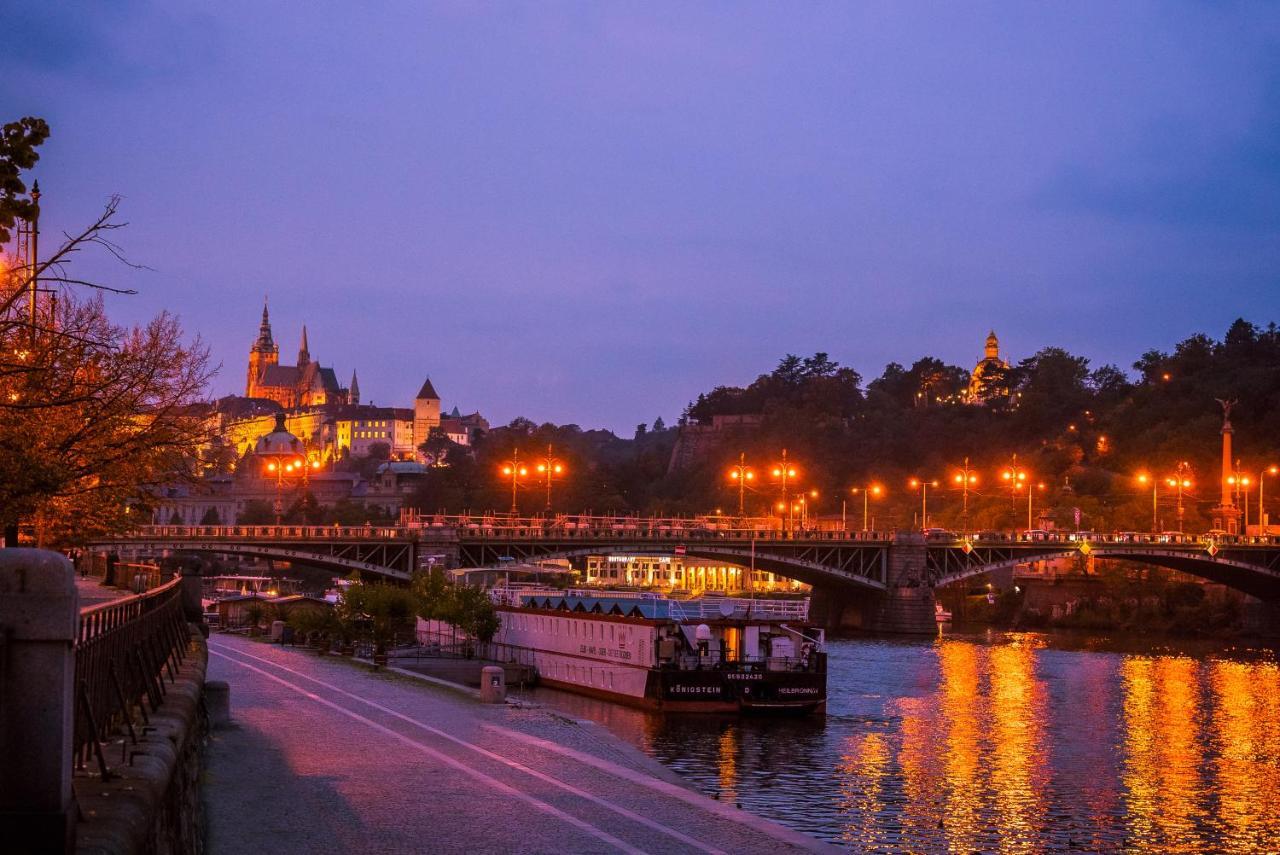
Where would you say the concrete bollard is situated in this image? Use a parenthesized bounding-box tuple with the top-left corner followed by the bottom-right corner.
(0, 549, 78, 853)
(269, 620, 285, 642)
(479, 665, 506, 704)
(205, 681, 232, 729)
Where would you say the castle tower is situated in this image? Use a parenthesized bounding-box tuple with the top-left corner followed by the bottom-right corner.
(414, 376, 442, 459)
(297, 325, 310, 369)
(246, 300, 279, 397)
(349, 370, 360, 405)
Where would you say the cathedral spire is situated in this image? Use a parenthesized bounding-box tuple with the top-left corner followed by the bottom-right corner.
(297, 325, 310, 368)
(253, 298, 275, 351)
(349, 369, 360, 405)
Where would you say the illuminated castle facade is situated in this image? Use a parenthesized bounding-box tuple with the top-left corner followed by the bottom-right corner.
(245, 302, 351, 408)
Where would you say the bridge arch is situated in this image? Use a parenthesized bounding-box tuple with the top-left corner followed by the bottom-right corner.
(87, 540, 410, 581)
(933, 548, 1280, 600)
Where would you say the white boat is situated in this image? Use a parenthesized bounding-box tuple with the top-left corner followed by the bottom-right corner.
(490, 586, 826, 714)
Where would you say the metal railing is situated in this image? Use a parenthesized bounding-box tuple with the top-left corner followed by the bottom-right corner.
(74, 575, 191, 780)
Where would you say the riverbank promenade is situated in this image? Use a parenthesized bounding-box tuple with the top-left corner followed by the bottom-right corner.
(205, 635, 835, 854)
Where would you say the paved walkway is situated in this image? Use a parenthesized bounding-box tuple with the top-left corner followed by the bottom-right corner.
(205, 635, 836, 855)
(75, 574, 132, 607)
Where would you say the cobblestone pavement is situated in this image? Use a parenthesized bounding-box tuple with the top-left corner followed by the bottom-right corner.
(205, 635, 837, 855)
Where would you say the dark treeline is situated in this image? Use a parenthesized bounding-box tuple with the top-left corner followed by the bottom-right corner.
(408, 319, 1280, 533)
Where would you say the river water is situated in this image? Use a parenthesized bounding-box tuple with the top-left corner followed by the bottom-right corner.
(529, 631, 1280, 852)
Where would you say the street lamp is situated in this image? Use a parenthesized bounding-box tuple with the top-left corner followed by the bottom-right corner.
(802, 489, 819, 529)
(264, 455, 319, 525)
(908, 478, 940, 530)
(499, 449, 529, 516)
(951, 457, 979, 534)
(1136, 473, 1159, 533)
(1165, 461, 1192, 533)
(1228, 462, 1251, 530)
(850, 484, 883, 532)
(1260, 465, 1279, 533)
(1024, 482, 1047, 532)
(1001, 456, 1032, 534)
(727, 453, 755, 516)
(533, 443, 566, 512)
(770, 449, 798, 531)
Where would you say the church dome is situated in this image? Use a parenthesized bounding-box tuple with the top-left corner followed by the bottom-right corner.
(254, 413, 303, 459)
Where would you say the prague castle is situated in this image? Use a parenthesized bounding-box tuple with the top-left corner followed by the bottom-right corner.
(246, 302, 351, 407)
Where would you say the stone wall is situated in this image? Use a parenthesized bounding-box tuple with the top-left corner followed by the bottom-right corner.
(74, 631, 209, 855)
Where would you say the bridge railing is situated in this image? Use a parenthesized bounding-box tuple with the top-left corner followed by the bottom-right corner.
(124, 522, 897, 543)
(117, 522, 1280, 548)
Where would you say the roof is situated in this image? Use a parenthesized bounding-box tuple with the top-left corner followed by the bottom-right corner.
(416, 377, 440, 400)
(260, 364, 301, 387)
(376, 461, 429, 475)
(268, 594, 332, 607)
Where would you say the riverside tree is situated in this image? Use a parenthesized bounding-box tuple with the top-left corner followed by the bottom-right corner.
(0, 117, 212, 545)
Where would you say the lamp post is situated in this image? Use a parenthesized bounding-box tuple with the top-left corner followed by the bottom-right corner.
(264, 455, 319, 525)
(499, 449, 529, 516)
(771, 449, 797, 532)
(1166, 461, 1192, 532)
(1001, 456, 1030, 533)
(727, 453, 755, 516)
(1136, 473, 1159, 533)
(1228, 462, 1251, 531)
(533, 443, 565, 512)
(850, 484, 883, 533)
(1026, 482, 1046, 532)
(1260, 465, 1279, 533)
(908, 478, 939, 530)
(952, 457, 979, 534)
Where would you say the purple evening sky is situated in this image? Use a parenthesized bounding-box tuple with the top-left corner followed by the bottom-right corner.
(3, 2, 1279, 433)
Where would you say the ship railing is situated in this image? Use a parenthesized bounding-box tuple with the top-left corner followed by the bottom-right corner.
(667, 652, 823, 673)
(676, 597, 811, 620)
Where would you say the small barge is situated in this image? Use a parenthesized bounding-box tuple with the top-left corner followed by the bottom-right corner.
(491, 587, 826, 714)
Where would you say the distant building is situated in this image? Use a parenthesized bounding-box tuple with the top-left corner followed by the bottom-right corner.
(246, 302, 350, 408)
(331, 405, 416, 459)
(438, 406, 490, 447)
(967, 330, 1011, 403)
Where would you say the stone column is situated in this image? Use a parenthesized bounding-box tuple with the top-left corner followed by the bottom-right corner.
(0, 549, 78, 852)
(180, 561, 204, 625)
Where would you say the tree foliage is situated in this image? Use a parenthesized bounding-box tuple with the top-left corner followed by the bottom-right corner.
(0, 118, 213, 544)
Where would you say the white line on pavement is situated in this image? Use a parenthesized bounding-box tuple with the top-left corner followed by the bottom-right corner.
(210, 642, 726, 855)
(208, 648, 645, 855)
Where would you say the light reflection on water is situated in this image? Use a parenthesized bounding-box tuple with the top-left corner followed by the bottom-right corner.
(527, 633, 1280, 851)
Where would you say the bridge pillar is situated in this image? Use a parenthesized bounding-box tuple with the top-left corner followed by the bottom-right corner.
(810, 535, 938, 634)
(863, 534, 937, 634)
(1242, 597, 1280, 638)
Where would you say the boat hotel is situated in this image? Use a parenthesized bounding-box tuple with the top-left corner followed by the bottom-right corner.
(490, 587, 827, 714)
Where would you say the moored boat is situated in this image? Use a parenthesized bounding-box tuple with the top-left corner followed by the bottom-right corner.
(490, 586, 826, 714)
